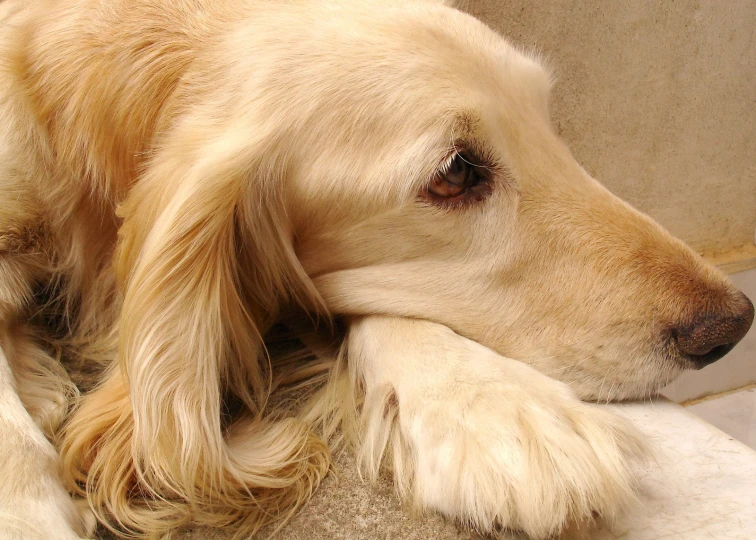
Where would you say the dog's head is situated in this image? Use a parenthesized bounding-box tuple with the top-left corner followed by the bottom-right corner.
(278, 0, 752, 400)
(126, 0, 752, 402)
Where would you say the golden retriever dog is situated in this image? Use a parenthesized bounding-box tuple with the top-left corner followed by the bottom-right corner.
(0, 0, 752, 538)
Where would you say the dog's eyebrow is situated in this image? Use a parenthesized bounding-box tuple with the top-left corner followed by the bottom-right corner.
(445, 112, 492, 163)
(451, 111, 478, 134)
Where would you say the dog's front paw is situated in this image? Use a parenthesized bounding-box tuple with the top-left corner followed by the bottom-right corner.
(391, 363, 650, 538)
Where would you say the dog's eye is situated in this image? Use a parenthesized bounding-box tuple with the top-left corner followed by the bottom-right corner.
(424, 153, 491, 206)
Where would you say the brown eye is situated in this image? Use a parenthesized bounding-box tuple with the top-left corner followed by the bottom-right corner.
(425, 153, 490, 205)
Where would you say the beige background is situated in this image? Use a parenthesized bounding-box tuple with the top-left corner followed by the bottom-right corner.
(464, 0, 756, 254)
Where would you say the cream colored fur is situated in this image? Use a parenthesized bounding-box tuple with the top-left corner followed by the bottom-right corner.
(0, 0, 749, 538)
(318, 316, 649, 537)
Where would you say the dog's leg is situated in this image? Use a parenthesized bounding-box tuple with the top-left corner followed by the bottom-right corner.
(0, 326, 92, 539)
(0, 217, 92, 538)
(341, 315, 650, 539)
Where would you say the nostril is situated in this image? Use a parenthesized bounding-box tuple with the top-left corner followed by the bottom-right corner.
(684, 343, 735, 368)
(674, 293, 754, 369)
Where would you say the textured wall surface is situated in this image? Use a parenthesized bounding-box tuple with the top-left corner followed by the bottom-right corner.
(463, 0, 755, 253)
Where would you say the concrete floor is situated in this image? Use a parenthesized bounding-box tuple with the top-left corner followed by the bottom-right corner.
(109, 451, 487, 540)
(685, 387, 756, 451)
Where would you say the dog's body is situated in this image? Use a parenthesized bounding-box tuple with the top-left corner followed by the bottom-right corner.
(0, 0, 752, 538)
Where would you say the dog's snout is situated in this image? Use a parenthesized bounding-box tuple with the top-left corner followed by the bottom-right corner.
(673, 293, 754, 368)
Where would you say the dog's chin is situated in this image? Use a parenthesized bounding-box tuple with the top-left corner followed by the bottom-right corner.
(537, 353, 686, 402)
(572, 379, 675, 402)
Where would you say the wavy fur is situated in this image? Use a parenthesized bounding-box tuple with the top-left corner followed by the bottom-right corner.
(0, 0, 751, 539)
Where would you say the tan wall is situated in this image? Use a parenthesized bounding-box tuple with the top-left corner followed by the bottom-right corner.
(463, 0, 756, 253)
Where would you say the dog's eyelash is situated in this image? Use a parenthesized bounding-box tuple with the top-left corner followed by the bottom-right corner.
(443, 146, 494, 173)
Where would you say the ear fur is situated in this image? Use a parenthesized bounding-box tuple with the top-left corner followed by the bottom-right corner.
(61, 127, 329, 535)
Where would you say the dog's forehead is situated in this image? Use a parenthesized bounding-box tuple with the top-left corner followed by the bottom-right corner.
(300, 1, 551, 100)
(370, 4, 553, 157)
(357, 2, 554, 123)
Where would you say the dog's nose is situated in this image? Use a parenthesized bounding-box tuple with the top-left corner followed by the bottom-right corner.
(674, 293, 754, 368)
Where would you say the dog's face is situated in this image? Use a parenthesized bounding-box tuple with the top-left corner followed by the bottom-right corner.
(231, 1, 753, 400)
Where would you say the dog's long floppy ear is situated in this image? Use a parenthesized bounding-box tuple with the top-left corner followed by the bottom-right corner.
(62, 128, 329, 535)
